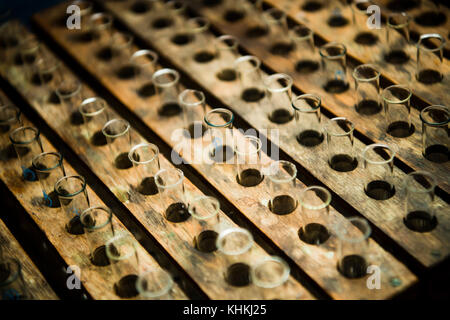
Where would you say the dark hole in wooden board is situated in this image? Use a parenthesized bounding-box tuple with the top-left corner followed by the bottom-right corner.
(404, 211, 438, 233)
(226, 263, 250, 287)
(338, 255, 367, 279)
(269, 109, 294, 124)
(114, 274, 139, 298)
(384, 50, 410, 65)
(69, 31, 95, 44)
(355, 100, 382, 116)
(269, 195, 298, 215)
(297, 130, 324, 147)
(70, 110, 85, 126)
(48, 91, 61, 104)
(216, 68, 237, 81)
(423, 145, 448, 163)
(223, 9, 246, 23)
(327, 15, 349, 27)
(158, 102, 182, 117)
(237, 168, 264, 187)
(354, 32, 378, 46)
(31, 72, 53, 86)
(151, 17, 173, 29)
(22, 166, 38, 182)
(269, 42, 295, 56)
(193, 51, 215, 63)
(194, 230, 219, 253)
(66, 215, 85, 235)
(90, 245, 112, 267)
(44, 190, 61, 208)
(416, 69, 443, 85)
(329, 154, 358, 172)
(137, 83, 156, 98)
(386, 0, 420, 12)
(387, 121, 415, 138)
(114, 152, 134, 170)
(171, 33, 193, 46)
(202, 0, 223, 7)
(241, 88, 265, 102)
(137, 176, 159, 196)
(130, 0, 151, 14)
(96, 47, 113, 61)
(323, 79, 349, 93)
(298, 223, 330, 245)
(116, 65, 139, 80)
(245, 26, 269, 38)
(301, 1, 323, 12)
(295, 60, 320, 74)
(90, 130, 108, 146)
(165, 202, 191, 223)
(415, 11, 447, 27)
(365, 180, 395, 200)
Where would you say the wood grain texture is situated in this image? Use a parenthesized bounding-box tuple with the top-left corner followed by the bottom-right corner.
(72, 0, 450, 269)
(33, 2, 419, 299)
(0, 25, 313, 300)
(192, 0, 450, 195)
(0, 218, 59, 300)
(0, 92, 187, 300)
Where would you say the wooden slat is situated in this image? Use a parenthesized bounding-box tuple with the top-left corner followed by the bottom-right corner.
(191, 0, 450, 195)
(73, 0, 450, 269)
(0, 25, 313, 300)
(0, 91, 187, 300)
(33, 2, 419, 299)
(0, 218, 59, 300)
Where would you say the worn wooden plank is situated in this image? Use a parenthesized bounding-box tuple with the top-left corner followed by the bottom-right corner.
(32, 3, 420, 299)
(0, 218, 59, 300)
(0, 92, 187, 300)
(0, 26, 313, 300)
(191, 0, 450, 195)
(65, 0, 450, 269)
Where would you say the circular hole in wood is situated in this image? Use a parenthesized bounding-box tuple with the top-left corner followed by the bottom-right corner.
(295, 60, 319, 74)
(327, 15, 349, 27)
(298, 223, 330, 245)
(323, 79, 349, 93)
(114, 274, 139, 298)
(165, 202, 191, 223)
(90, 130, 108, 146)
(297, 130, 324, 147)
(137, 83, 156, 98)
(404, 211, 438, 233)
(66, 215, 85, 235)
(269, 42, 294, 56)
(423, 145, 448, 163)
(245, 26, 269, 38)
(301, 1, 323, 12)
(415, 11, 447, 27)
(384, 50, 409, 65)
(194, 51, 215, 63)
(354, 32, 378, 46)
(338, 255, 367, 279)
(114, 152, 134, 170)
(226, 263, 250, 287)
(158, 102, 182, 117)
(152, 17, 173, 29)
(417, 70, 443, 85)
(241, 88, 265, 102)
(223, 9, 245, 23)
(236, 168, 264, 187)
(386, 0, 419, 12)
(269, 109, 294, 124)
(328, 154, 358, 172)
(269, 195, 298, 215)
(364, 180, 395, 200)
(171, 33, 193, 46)
(216, 68, 237, 81)
(194, 230, 219, 253)
(355, 99, 382, 116)
(137, 176, 159, 196)
(130, 0, 151, 14)
(387, 122, 414, 138)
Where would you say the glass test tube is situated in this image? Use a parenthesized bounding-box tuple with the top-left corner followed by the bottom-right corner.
(234, 135, 263, 187)
(79, 97, 110, 146)
(109, 32, 134, 68)
(384, 12, 411, 65)
(187, 17, 215, 64)
(9, 126, 44, 181)
(0, 105, 22, 155)
(54, 175, 90, 235)
(32, 152, 66, 208)
(352, 64, 381, 116)
(266, 160, 298, 215)
(188, 195, 221, 253)
(243, 0, 268, 39)
(327, 0, 351, 28)
(416, 34, 445, 85)
(290, 25, 319, 74)
(80, 206, 116, 266)
(179, 89, 207, 139)
(106, 233, 140, 298)
(32, 54, 63, 90)
(130, 49, 158, 98)
(403, 171, 438, 233)
(152, 68, 182, 117)
(361, 144, 396, 200)
(136, 268, 174, 300)
(150, 0, 186, 31)
(216, 227, 254, 287)
(154, 168, 190, 223)
(298, 186, 332, 245)
(234, 55, 265, 103)
(55, 78, 83, 123)
(0, 258, 27, 300)
(102, 119, 133, 170)
(324, 117, 358, 172)
(204, 108, 235, 163)
(319, 42, 349, 93)
(214, 35, 239, 81)
(250, 256, 290, 289)
(264, 73, 294, 124)
(18, 35, 41, 81)
(420, 105, 449, 163)
(262, 8, 293, 56)
(222, 0, 247, 23)
(382, 85, 413, 138)
(350, 0, 379, 46)
(128, 142, 161, 196)
(292, 93, 323, 147)
(89, 12, 114, 47)
(335, 217, 371, 279)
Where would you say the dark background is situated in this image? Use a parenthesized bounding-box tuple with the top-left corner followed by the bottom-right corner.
(1, 0, 65, 26)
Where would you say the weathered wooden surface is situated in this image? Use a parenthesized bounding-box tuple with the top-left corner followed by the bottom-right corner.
(32, 2, 420, 299)
(0, 27, 313, 300)
(0, 218, 59, 300)
(190, 0, 450, 195)
(0, 92, 187, 300)
(76, 0, 450, 269)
